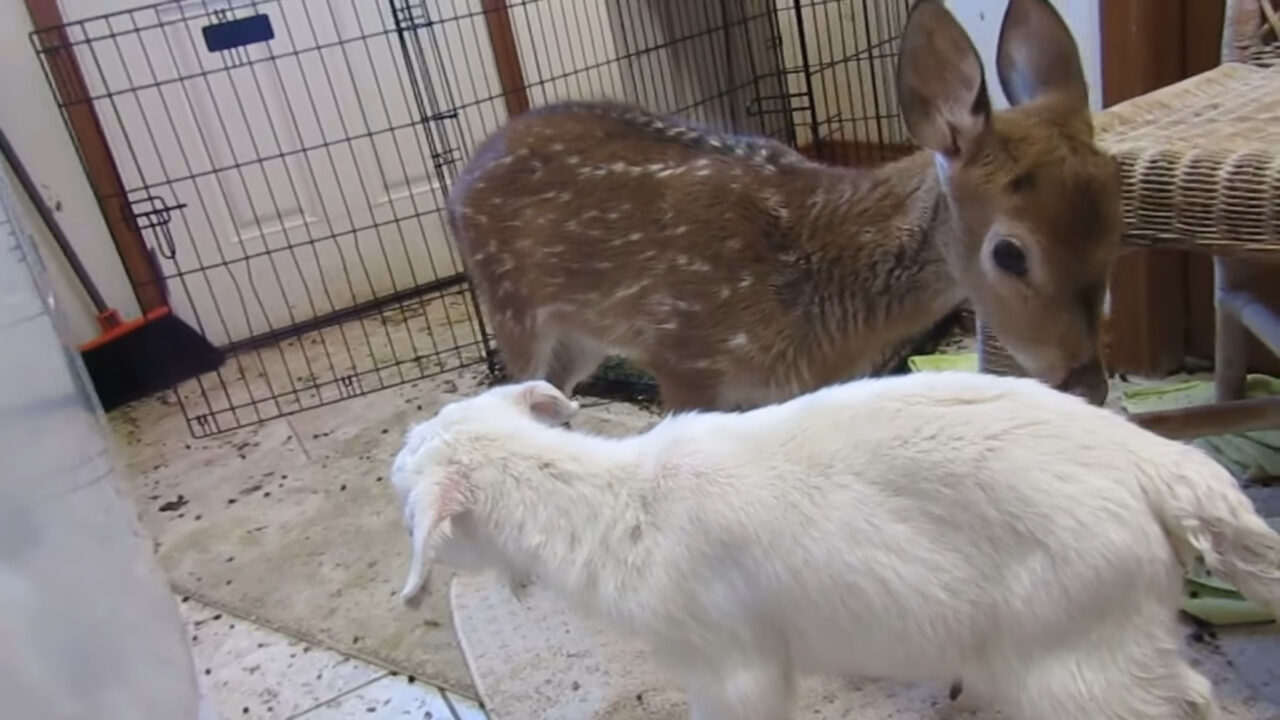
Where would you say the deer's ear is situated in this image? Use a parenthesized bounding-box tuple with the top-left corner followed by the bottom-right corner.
(516, 381, 579, 426)
(996, 0, 1089, 114)
(896, 0, 991, 158)
(400, 469, 471, 608)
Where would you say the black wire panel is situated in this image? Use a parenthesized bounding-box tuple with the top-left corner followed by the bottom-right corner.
(781, 0, 914, 164)
(30, 0, 912, 437)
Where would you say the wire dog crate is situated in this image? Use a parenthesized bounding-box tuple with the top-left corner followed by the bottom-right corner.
(31, 0, 915, 437)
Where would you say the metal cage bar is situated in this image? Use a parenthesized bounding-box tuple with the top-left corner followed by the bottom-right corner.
(30, 0, 914, 436)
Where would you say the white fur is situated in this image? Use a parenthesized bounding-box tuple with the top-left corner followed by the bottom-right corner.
(391, 374, 1280, 720)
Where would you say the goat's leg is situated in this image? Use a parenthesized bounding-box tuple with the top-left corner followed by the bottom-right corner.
(684, 657, 795, 720)
(1005, 659, 1217, 720)
(1173, 660, 1218, 720)
(1000, 622, 1217, 720)
(948, 673, 994, 712)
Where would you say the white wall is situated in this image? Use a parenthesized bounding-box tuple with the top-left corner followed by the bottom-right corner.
(945, 0, 1104, 111)
(0, 134, 206, 720)
(0, 2, 141, 346)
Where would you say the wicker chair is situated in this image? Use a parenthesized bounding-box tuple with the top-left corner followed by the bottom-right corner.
(978, 0, 1280, 439)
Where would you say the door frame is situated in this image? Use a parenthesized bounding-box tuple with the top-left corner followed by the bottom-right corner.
(25, 0, 165, 313)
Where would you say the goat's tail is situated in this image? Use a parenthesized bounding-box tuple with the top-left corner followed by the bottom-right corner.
(1140, 447, 1280, 611)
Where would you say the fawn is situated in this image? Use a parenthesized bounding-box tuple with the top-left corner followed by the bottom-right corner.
(448, 0, 1121, 409)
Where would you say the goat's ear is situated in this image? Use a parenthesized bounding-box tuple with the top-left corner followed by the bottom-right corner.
(517, 380, 579, 426)
(996, 0, 1089, 113)
(400, 470, 471, 609)
(896, 0, 991, 158)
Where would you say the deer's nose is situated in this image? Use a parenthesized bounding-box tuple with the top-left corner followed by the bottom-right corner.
(1055, 358, 1109, 406)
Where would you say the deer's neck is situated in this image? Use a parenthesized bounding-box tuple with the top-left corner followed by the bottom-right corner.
(786, 152, 963, 377)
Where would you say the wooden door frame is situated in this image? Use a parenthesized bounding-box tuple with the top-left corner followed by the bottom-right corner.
(481, 0, 530, 118)
(25, 0, 165, 313)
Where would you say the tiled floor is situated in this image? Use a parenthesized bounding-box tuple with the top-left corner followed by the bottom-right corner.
(180, 596, 486, 720)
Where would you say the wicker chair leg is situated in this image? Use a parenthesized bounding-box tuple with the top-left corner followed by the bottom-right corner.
(1214, 257, 1250, 402)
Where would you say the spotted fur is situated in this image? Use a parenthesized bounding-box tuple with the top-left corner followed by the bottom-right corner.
(449, 0, 1121, 411)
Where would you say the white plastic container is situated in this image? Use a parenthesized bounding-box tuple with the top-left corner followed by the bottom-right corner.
(0, 161, 213, 719)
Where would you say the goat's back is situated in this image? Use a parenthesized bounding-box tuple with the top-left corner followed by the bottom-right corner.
(636, 373, 1182, 675)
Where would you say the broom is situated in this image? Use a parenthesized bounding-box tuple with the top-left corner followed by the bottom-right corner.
(0, 125, 224, 412)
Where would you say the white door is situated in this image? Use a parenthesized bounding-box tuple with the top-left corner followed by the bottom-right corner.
(56, 0, 506, 349)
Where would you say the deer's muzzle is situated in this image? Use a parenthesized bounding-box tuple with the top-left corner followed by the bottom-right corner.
(1055, 357, 1109, 406)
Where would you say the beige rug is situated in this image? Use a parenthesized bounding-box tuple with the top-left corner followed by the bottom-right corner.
(110, 369, 487, 696)
(110, 364, 662, 700)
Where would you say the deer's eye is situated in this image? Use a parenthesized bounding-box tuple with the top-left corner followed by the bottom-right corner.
(992, 238, 1028, 277)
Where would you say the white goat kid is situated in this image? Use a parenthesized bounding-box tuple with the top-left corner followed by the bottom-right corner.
(390, 375, 1280, 720)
